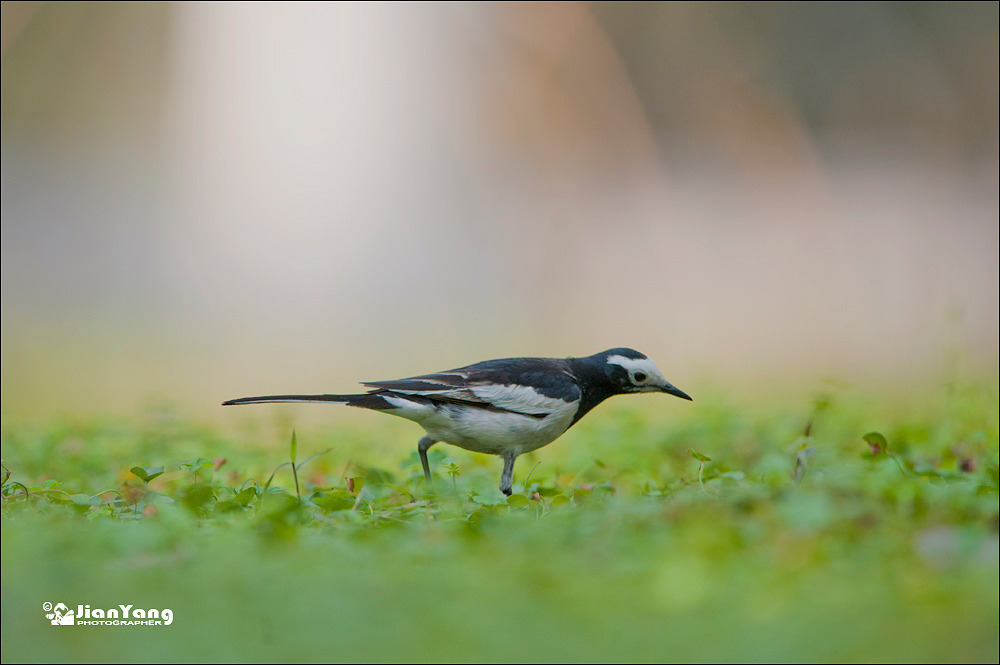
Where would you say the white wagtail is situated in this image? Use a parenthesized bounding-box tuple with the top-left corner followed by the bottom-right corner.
(223, 348, 691, 495)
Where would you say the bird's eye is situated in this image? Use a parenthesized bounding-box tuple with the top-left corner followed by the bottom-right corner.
(633, 372, 647, 383)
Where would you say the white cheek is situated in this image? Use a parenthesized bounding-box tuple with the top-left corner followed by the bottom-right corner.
(608, 355, 667, 387)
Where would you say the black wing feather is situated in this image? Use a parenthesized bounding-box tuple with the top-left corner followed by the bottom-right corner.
(363, 357, 581, 404)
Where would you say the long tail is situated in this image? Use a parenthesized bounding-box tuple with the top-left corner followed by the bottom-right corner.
(222, 393, 399, 409)
(223, 394, 352, 406)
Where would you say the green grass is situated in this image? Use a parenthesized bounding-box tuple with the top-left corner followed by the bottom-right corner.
(2, 381, 998, 662)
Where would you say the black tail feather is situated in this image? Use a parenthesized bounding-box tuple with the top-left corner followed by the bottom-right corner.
(222, 394, 354, 406)
(222, 392, 406, 410)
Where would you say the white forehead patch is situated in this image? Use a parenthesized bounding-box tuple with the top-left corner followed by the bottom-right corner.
(606, 354, 667, 386)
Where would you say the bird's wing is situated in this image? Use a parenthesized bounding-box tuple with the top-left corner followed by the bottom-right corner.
(363, 359, 581, 417)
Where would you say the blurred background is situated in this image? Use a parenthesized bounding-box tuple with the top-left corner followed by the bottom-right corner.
(2, 1, 997, 419)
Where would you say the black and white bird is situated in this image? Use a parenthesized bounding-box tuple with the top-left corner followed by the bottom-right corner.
(223, 348, 691, 495)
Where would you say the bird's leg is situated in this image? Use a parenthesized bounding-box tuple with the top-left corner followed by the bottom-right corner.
(417, 436, 437, 482)
(499, 451, 518, 496)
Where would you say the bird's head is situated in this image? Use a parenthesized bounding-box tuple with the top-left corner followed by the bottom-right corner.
(599, 348, 692, 400)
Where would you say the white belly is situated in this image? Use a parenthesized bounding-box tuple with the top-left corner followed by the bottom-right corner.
(380, 396, 579, 457)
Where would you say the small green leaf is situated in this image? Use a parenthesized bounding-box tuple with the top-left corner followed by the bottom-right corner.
(290, 429, 297, 464)
(506, 494, 530, 509)
(312, 490, 356, 512)
(687, 448, 711, 463)
(550, 494, 571, 508)
(130, 465, 165, 483)
(234, 486, 258, 506)
(179, 457, 213, 472)
(471, 490, 508, 507)
(214, 500, 246, 514)
(862, 432, 889, 455)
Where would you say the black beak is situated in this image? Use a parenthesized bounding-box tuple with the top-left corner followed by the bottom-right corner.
(661, 383, 693, 401)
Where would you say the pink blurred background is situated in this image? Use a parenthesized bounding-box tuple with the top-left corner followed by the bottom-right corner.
(2, 2, 997, 418)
